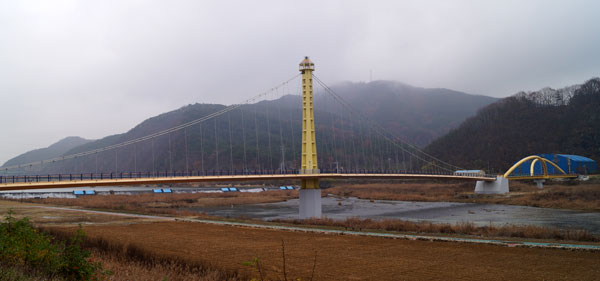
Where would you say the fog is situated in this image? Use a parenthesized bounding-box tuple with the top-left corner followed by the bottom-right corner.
(1, 0, 599, 163)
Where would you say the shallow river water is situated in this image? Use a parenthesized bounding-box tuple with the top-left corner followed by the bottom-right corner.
(189, 196, 600, 234)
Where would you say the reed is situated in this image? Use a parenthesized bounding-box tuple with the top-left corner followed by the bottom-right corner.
(327, 182, 600, 211)
(274, 217, 599, 242)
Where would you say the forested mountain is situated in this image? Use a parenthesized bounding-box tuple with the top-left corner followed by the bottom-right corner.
(330, 81, 497, 146)
(425, 78, 600, 172)
(4, 81, 497, 174)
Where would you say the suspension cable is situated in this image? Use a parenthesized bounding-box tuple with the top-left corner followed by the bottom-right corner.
(228, 112, 234, 171)
(240, 106, 247, 172)
(253, 104, 260, 170)
(214, 117, 219, 170)
(287, 91, 297, 170)
(313, 75, 462, 172)
(152, 138, 156, 173)
(266, 97, 273, 170)
(277, 89, 285, 171)
(184, 128, 189, 174)
(199, 123, 204, 173)
(2, 74, 301, 172)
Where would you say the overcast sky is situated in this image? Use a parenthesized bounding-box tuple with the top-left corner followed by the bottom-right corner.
(1, 0, 599, 164)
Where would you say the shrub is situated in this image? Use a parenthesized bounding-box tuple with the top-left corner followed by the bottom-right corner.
(0, 210, 106, 281)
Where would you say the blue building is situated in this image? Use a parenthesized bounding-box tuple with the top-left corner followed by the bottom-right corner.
(512, 154, 597, 176)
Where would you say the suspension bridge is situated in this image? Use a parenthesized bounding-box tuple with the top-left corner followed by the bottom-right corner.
(0, 57, 576, 218)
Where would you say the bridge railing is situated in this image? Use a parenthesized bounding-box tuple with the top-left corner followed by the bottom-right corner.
(505, 172, 579, 178)
(0, 168, 498, 185)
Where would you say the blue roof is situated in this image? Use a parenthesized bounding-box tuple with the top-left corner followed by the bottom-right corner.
(556, 154, 595, 162)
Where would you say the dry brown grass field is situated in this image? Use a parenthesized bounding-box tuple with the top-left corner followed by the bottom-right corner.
(1, 199, 599, 280)
(326, 180, 600, 211)
(43, 227, 246, 281)
(23, 189, 297, 217)
(49, 221, 600, 281)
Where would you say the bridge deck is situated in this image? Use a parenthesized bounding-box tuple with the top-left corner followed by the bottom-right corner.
(0, 173, 496, 191)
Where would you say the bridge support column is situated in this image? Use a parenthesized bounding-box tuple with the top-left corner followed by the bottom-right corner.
(299, 188, 322, 219)
(298, 57, 322, 219)
(533, 179, 545, 189)
(475, 176, 509, 194)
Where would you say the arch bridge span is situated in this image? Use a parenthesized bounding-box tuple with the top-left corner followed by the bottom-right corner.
(503, 155, 578, 180)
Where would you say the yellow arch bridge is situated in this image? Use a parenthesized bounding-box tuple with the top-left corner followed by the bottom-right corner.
(503, 155, 578, 180)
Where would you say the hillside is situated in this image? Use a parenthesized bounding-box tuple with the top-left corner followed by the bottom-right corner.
(327, 81, 497, 146)
(425, 78, 600, 172)
(2, 136, 92, 168)
(6, 81, 497, 174)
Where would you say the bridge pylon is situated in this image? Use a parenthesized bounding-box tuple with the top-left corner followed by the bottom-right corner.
(298, 56, 321, 219)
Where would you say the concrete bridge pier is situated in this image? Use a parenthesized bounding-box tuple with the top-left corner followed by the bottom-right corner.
(299, 188, 322, 219)
(534, 179, 545, 189)
(475, 176, 509, 194)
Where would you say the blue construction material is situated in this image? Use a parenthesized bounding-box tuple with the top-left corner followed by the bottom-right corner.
(286, 186, 294, 190)
(73, 190, 84, 195)
(220, 187, 229, 192)
(84, 190, 95, 195)
(162, 188, 172, 193)
(280, 186, 287, 190)
(513, 154, 597, 176)
(229, 187, 238, 192)
(153, 189, 163, 193)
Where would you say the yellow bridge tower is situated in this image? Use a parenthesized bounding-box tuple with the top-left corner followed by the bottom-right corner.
(299, 56, 319, 187)
(298, 56, 321, 218)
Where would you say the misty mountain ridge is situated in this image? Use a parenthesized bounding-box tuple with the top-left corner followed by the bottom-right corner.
(3, 136, 92, 168)
(321, 80, 497, 146)
(425, 77, 600, 172)
(4, 80, 497, 172)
